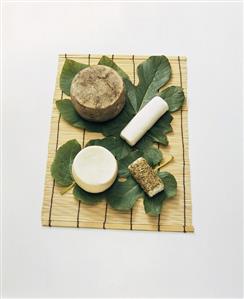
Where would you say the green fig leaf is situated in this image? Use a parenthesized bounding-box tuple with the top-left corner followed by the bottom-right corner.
(145, 111, 173, 145)
(51, 139, 81, 187)
(159, 86, 185, 112)
(106, 176, 143, 211)
(56, 99, 102, 132)
(101, 100, 135, 137)
(149, 111, 173, 135)
(73, 184, 105, 204)
(143, 171, 177, 216)
(98, 55, 130, 81)
(142, 147, 163, 166)
(147, 128, 169, 146)
(60, 59, 88, 96)
(143, 192, 167, 216)
(86, 136, 131, 160)
(124, 79, 138, 113)
(136, 56, 171, 110)
(158, 171, 177, 198)
(135, 135, 154, 150)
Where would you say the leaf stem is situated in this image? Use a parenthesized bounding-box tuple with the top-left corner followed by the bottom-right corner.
(60, 182, 76, 195)
(154, 154, 174, 172)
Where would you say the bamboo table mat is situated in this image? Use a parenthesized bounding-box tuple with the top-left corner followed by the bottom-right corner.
(41, 54, 194, 233)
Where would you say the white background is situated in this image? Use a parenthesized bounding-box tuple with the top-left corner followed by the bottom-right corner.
(2, 2, 243, 298)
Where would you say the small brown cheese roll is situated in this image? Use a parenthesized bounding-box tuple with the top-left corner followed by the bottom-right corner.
(70, 65, 125, 122)
(128, 157, 164, 197)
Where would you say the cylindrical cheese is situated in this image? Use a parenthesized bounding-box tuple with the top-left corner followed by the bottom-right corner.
(120, 96, 169, 146)
(72, 146, 118, 193)
(128, 157, 164, 197)
(70, 65, 125, 122)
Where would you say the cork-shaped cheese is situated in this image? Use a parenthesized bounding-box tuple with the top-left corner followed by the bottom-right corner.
(128, 157, 164, 197)
(70, 65, 125, 122)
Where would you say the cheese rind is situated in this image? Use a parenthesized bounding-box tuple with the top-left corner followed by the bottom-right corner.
(120, 96, 169, 146)
(70, 65, 125, 122)
(72, 146, 118, 193)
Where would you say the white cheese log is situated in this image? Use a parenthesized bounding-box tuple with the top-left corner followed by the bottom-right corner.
(120, 96, 169, 146)
(72, 146, 118, 193)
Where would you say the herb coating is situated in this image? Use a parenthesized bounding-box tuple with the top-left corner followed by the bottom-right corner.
(128, 157, 164, 197)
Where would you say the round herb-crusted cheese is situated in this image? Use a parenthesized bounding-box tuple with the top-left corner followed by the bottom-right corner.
(70, 65, 125, 122)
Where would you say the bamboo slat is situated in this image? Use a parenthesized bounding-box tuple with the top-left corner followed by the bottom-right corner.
(41, 54, 194, 233)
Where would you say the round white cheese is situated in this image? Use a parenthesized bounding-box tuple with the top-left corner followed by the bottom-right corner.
(72, 146, 118, 193)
